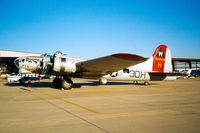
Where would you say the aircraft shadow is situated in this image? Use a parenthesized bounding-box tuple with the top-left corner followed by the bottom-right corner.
(5, 81, 157, 89)
(4, 82, 52, 88)
(73, 81, 155, 88)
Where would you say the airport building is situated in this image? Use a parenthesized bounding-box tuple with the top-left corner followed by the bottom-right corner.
(172, 58, 200, 76)
(0, 50, 200, 76)
(0, 50, 41, 74)
(172, 58, 200, 70)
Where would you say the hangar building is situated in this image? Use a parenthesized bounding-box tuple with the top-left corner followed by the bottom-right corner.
(172, 58, 200, 70)
(172, 58, 200, 76)
(0, 50, 41, 74)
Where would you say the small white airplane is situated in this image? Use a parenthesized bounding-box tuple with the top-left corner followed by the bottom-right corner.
(14, 45, 187, 89)
(6, 68, 50, 84)
(7, 73, 50, 84)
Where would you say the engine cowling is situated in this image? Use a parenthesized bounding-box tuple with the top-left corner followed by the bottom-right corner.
(52, 51, 76, 73)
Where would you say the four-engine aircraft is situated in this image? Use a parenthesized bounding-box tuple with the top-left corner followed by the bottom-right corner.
(14, 45, 187, 89)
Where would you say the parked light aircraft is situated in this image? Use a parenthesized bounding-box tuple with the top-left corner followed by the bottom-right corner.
(6, 68, 50, 84)
(6, 73, 50, 84)
(14, 45, 187, 89)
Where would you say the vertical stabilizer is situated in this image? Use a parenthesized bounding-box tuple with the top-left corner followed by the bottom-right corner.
(152, 45, 172, 72)
(132, 45, 172, 72)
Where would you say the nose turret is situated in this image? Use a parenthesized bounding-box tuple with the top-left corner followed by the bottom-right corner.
(14, 58, 20, 68)
(14, 57, 26, 68)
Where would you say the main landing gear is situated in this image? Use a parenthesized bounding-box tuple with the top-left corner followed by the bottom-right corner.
(52, 77, 73, 90)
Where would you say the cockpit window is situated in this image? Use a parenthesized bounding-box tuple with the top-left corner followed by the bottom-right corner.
(61, 58, 66, 62)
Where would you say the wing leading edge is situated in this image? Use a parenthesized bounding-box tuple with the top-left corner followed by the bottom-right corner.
(76, 53, 146, 77)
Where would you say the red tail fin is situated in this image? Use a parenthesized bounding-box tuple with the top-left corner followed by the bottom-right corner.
(152, 45, 167, 72)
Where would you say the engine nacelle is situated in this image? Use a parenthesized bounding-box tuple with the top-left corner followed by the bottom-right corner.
(52, 51, 76, 73)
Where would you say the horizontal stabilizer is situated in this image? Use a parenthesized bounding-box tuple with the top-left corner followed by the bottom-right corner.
(148, 72, 188, 76)
(148, 72, 188, 81)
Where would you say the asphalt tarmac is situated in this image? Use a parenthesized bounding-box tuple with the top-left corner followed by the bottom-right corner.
(0, 78, 200, 133)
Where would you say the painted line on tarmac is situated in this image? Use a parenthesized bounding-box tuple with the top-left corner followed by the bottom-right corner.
(40, 92, 99, 114)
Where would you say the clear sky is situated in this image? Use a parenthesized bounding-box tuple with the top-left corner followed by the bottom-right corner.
(0, 0, 199, 59)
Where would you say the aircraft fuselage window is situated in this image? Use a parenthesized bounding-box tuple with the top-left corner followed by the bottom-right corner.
(123, 68, 130, 73)
(61, 58, 66, 62)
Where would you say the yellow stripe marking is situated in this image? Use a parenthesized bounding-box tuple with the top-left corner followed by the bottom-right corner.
(40, 92, 99, 114)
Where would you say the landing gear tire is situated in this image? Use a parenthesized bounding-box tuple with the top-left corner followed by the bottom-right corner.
(52, 78, 62, 88)
(61, 78, 73, 90)
(144, 81, 149, 86)
(99, 79, 107, 85)
(52, 78, 57, 88)
(19, 79, 25, 85)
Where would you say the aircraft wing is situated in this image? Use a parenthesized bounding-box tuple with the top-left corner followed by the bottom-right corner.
(76, 53, 146, 77)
